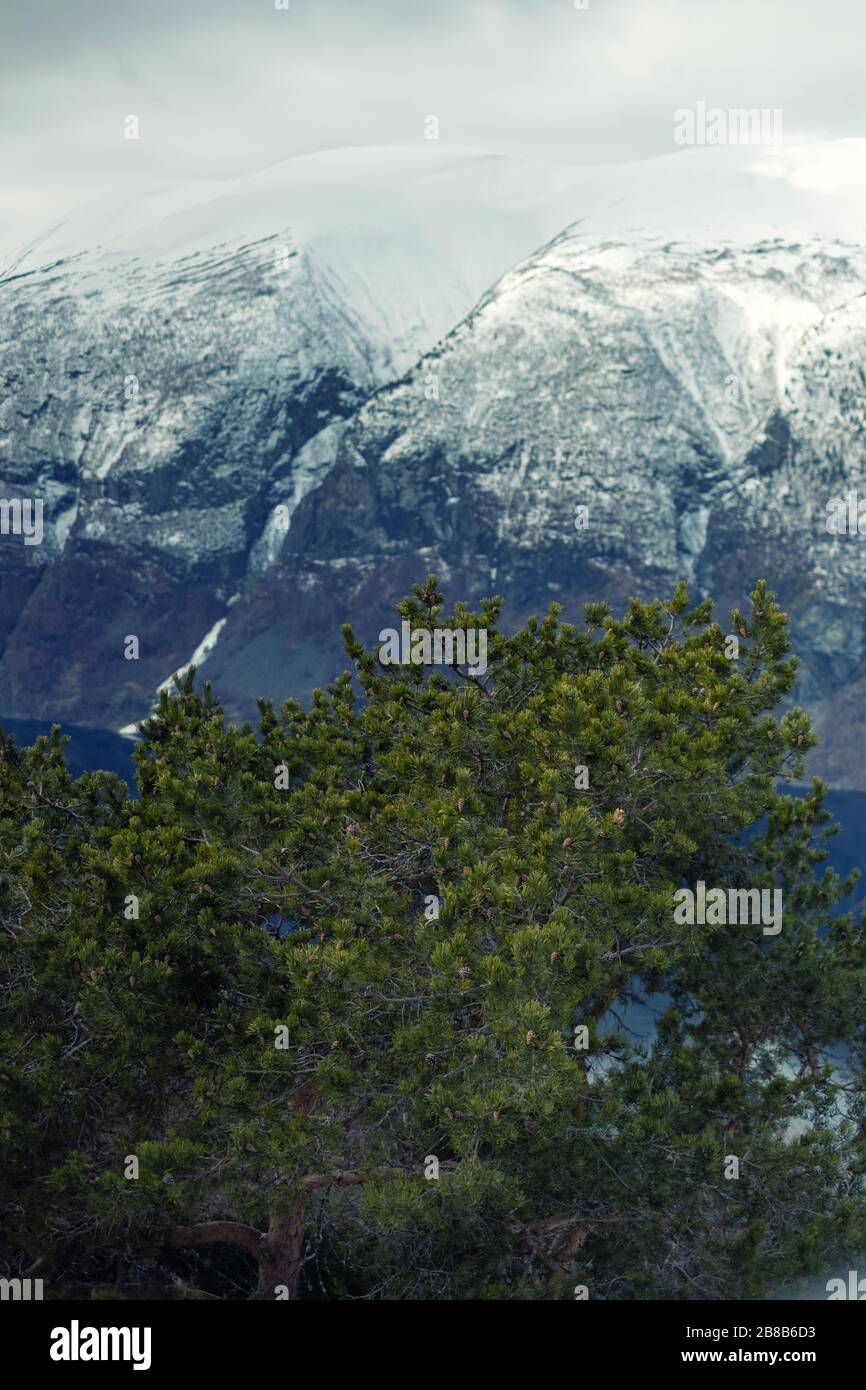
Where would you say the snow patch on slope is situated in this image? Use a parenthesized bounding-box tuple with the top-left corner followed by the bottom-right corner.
(118, 617, 228, 736)
(157, 617, 228, 695)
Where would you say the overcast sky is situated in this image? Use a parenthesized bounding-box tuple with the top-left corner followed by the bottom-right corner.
(3, 0, 866, 237)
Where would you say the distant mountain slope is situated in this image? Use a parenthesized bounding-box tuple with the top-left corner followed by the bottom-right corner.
(5, 142, 866, 784)
(0, 146, 591, 728)
(207, 217, 866, 787)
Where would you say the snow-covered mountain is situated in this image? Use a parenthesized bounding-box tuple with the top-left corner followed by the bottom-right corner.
(0, 145, 592, 726)
(4, 140, 866, 784)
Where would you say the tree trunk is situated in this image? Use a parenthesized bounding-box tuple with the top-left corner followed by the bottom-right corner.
(256, 1206, 307, 1299)
(170, 1207, 308, 1300)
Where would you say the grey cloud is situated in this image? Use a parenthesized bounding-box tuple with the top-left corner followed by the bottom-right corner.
(3, 0, 866, 246)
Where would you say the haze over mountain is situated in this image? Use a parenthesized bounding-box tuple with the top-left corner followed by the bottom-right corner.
(3, 139, 866, 785)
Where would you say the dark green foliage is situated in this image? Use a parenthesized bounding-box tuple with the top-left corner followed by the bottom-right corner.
(1, 579, 864, 1299)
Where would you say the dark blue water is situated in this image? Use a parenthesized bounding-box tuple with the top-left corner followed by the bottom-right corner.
(0, 716, 138, 787)
(794, 786, 866, 915)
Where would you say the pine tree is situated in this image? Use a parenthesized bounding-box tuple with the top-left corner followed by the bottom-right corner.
(1, 579, 864, 1299)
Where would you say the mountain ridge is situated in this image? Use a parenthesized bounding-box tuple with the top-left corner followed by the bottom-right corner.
(4, 141, 866, 783)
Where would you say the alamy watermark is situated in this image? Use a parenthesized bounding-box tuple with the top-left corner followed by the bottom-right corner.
(50, 1321, 151, 1371)
(674, 881, 782, 936)
(0, 498, 43, 545)
(378, 621, 488, 676)
(674, 102, 783, 147)
(826, 492, 866, 535)
(827, 1271, 866, 1299)
(0, 1277, 43, 1300)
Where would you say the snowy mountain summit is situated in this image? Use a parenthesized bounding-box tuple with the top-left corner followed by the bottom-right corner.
(3, 140, 866, 785)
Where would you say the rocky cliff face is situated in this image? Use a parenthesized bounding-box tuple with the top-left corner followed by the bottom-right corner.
(203, 226, 866, 786)
(0, 146, 591, 728)
(0, 230, 367, 726)
(4, 143, 866, 785)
